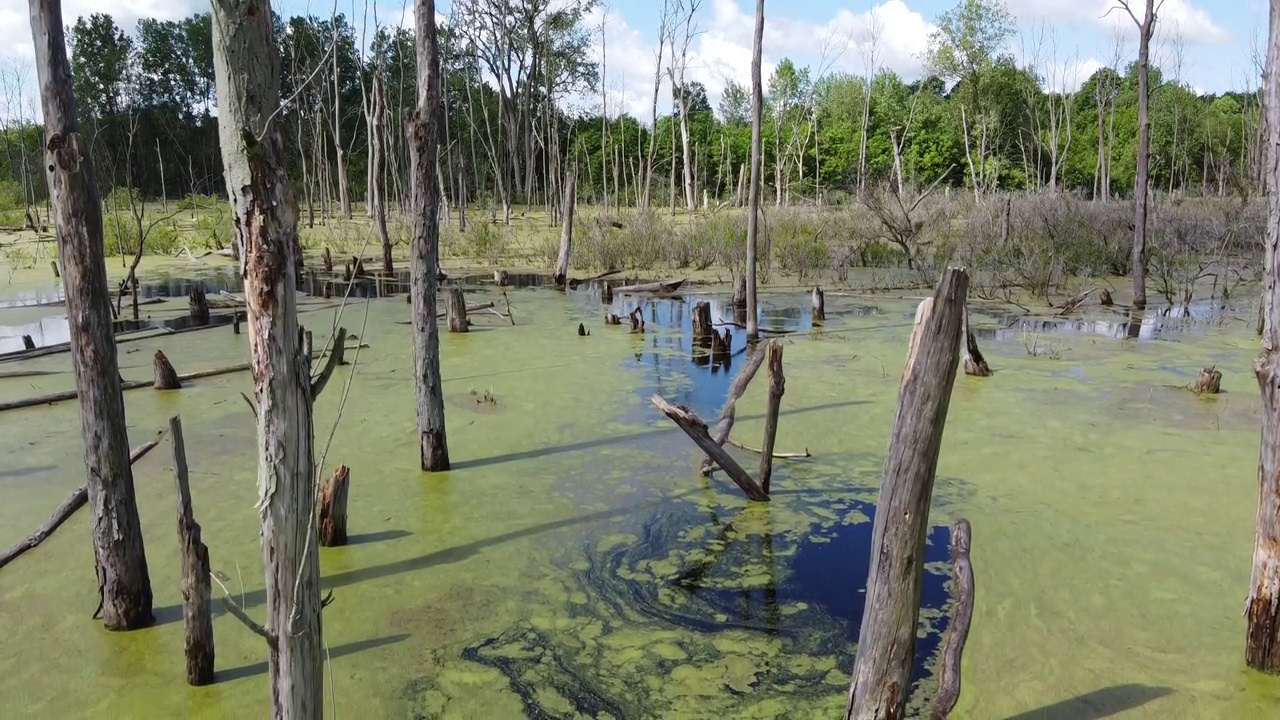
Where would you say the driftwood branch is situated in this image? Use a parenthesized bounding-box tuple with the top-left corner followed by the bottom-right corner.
(727, 439, 811, 459)
(211, 573, 277, 650)
(651, 394, 768, 501)
(930, 518, 974, 720)
(0, 435, 163, 571)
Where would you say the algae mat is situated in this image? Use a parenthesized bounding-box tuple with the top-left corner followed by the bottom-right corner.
(0, 281, 1277, 718)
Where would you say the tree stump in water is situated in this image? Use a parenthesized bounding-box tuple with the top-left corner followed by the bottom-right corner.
(1099, 288, 1114, 306)
(812, 286, 825, 323)
(577, 323, 588, 337)
(602, 282, 613, 304)
(21, 335, 34, 350)
(732, 273, 746, 308)
(629, 307, 645, 333)
(188, 287, 209, 326)
(232, 311, 242, 335)
(351, 256, 366, 277)
(494, 269, 509, 286)
(50, 260, 59, 278)
(169, 416, 214, 686)
(1194, 365, 1222, 394)
(692, 301, 713, 340)
(322, 246, 333, 273)
(758, 341, 785, 494)
(606, 313, 621, 325)
(318, 465, 350, 547)
(711, 328, 731, 359)
(447, 285, 469, 333)
(153, 350, 182, 390)
(960, 307, 991, 377)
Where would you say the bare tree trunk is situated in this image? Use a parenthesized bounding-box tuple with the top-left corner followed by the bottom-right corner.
(745, 0, 764, 341)
(555, 173, 575, 285)
(1248, 0, 1280, 673)
(1125, 0, 1157, 309)
(370, 71, 392, 273)
(29, 0, 153, 631)
(412, 0, 450, 472)
(332, 22, 351, 220)
(210, 0, 324, 713)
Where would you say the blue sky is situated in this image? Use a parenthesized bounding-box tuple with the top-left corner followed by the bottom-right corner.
(0, 0, 1266, 120)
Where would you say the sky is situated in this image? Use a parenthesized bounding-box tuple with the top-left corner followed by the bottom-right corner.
(0, 0, 1267, 121)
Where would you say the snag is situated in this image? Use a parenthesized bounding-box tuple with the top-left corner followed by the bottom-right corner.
(188, 287, 210, 325)
(758, 342, 785, 494)
(169, 416, 214, 686)
(960, 307, 991, 377)
(812, 286, 825, 323)
(447, 285, 469, 332)
(318, 465, 351, 547)
(1193, 365, 1222, 395)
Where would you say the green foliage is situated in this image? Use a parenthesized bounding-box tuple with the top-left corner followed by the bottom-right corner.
(451, 222, 510, 266)
(0, 181, 25, 212)
(103, 213, 183, 257)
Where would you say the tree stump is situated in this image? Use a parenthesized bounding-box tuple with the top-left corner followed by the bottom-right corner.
(602, 282, 613, 304)
(232, 311, 242, 335)
(629, 307, 645, 333)
(606, 313, 621, 325)
(21, 335, 34, 350)
(169, 416, 214, 686)
(447, 285, 469, 333)
(188, 287, 210, 326)
(960, 307, 991, 377)
(711, 328, 731, 358)
(577, 323, 588, 337)
(153, 350, 182, 390)
(1099, 288, 1114, 306)
(692, 301, 713, 340)
(322, 246, 333, 273)
(350, 256, 366, 277)
(1194, 365, 1222, 394)
(50, 260, 59, 278)
(318, 465, 350, 547)
(812, 286, 825, 323)
(732, 273, 746, 308)
(494, 269, 509, 286)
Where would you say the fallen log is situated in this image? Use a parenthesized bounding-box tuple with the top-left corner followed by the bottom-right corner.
(0, 436, 163, 571)
(960, 307, 991, 377)
(615, 279, 686, 295)
(652, 394, 768, 502)
(1057, 288, 1096, 315)
(317, 465, 351, 547)
(700, 345, 768, 475)
(758, 342, 785, 494)
(727, 439, 811, 459)
(0, 313, 234, 364)
(930, 519, 974, 720)
(169, 415, 214, 686)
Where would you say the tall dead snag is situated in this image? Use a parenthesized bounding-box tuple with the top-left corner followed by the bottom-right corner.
(555, 173, 576, 287)
(210, 0, 324, 712)
(1248, 0, 1280, 672)
(846, 268, 969, 720)
(812, 286, 825, 323)
(447, 285, 469, 333)
(29, 0, 154, 630)
(411, 0, 450, 472)
(154, 350, 181, 390)
(370, 70, 393, 274)
(960, 307, 991, 377)
(318, 465, 350, 547)
(758, 342, 784, 494)
(169, 416, 214, 686)
(744, 0, 765, 341)
(651, 394, 768, 501)
(1117, 0, 1158, 309)
(930, 519, 974, 720)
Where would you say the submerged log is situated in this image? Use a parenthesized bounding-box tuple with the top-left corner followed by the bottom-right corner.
(153, 349, 182, 390)
(318, 465, 350, 547)
(846, 268, 969, 720)
(615, 279, 686, 295)
(758, 342, 785, 494)
(188, 287, 210, 325)
(930, 519, 974, 720)
(0, 436, 162, 571)
(169, 415, 214, 686)
(446, 286, 469, 332)
(812, 286, 825, 323)
(692, 301, 713, 339)
(1194, 365, 1222, 394)
(651, 394, 768, 501)
(960, 307, 991, 377)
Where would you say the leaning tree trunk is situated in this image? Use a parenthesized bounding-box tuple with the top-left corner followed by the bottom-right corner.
(411, 0, 450, 472)
(744, 0, 765, 341)
(210, 0, 324, 714)
(1131, 0, 1157, 310)
(29, 0, 153, 631)
(1248, 0, 1280, 674)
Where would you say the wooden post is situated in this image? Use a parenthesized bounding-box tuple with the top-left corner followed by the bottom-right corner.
(812, 286, 825, 323)
(188, 287, 210, 325)
(744, 0, 764, 341)
(30, 0, 154, 630)
(651, 394, 768, 501)
(153, 350, 181, 390)
(930, 519, 974, 720)
(846, 268, 968, 720)
(960, 307, 991, 377)
(232, 311, 241, 335)
(555, 173, 575, 286)
(317, 465, 350, 547)
(169, 416, 214, 686)
(692, 301, 712, 339)
(447, 284, 469, 333)
(758, 342, 784, 494)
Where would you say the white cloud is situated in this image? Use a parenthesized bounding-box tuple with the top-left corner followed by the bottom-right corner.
(1006, 0, 1231, 46)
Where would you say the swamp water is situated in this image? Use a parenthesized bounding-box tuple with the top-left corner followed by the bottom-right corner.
(0, 268, 1277, 718)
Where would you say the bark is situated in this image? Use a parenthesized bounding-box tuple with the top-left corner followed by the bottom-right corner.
(846, 269, 968, 720)
(1129, 0, 1157, 309)
(411, 0, 450, 472)
(960, 307, 991, 377)
(745, 0, 764, 341)
(210, 0, 324, 714)
(691, 301, 712, 339)
(170, 416, 215, 686)
(1249, 0, 1280, 671)
(555, 174, 575, 286)
(29, 0, 154, 631)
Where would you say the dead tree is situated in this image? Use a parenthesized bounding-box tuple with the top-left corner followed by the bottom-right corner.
(960, 307, 991, 377)
(555, 174, 575, 286)
(189, 287, 210, 325)
(700, 343, 768, 475)
(154, 350, 181, 390)
(846, 268, 969, 719)
(651, 395, 768, 501)
(930, 518, 974, 720)
(369, 70, 394, 274)
(758, 342, 784, 493)
(1249, 0, 1280, 670)
(169, 416, 214, 686)
(318, 465, 350, 547)
(744, 0, 764, 340)
(210, 0, 324, 712)
(812, 286, 825, 323)
(1117, 0, 1158, 309)
(447, 285, 469, 333)
(691, 301, 712, 340)
(29, 0, 154, 630)
(411, 0, 450, 472)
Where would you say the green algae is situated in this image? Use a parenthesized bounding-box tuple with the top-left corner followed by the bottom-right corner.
(0, 277, 1277, 719)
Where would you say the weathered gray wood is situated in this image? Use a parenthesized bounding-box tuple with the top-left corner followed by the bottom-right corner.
(29, 0, 154, 630)
(652, 394, 768, 502)
(732, 272, 746, 308)
(930, 518, 973, 720)
(446, 285, 469, 333)
(317, 465, 350, 547)
(410, 0, 450, 472)
(960, 307, 991, 377)
(210, 0, 324, 712)
(153, 350, 181, 390)
(1249, 0, 1280, 672)
(744, 0, 764, 341)
(555, 174, 575, 286)
(812, 286, 825, 323)
(169, 415, 214, 686)
(758, 342, 784, 494)
(846, 268, 969, 720)
(614, 279, 686, 294)
(700, 344, 768, 475)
